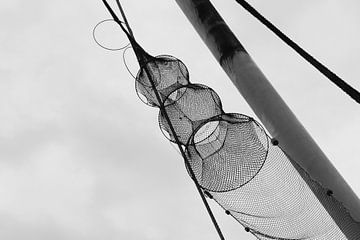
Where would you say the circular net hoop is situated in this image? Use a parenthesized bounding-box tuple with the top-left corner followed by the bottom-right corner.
(158, 84, 223, 145)
(185, 113, 269, 192)
(135, 55, 189, 107)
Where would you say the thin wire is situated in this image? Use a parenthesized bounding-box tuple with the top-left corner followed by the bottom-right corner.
(235, 0, 360, 104)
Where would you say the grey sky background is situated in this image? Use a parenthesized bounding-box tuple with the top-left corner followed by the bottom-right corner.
(0, 1, 359, 239)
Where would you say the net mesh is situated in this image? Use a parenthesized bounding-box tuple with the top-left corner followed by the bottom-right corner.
(132, 53, 360, 239)
(186, 113, 267, 192)
(159, 84, 223, 145)
(135, 55, 189, 107)
(95, 2, 360, 239)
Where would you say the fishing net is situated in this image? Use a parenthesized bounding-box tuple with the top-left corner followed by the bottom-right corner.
(135, 55, 189, 107)
(132, 51, 360, 240)
(96, 2, 360, 238)
(185, 113, 268, 192)
(159, 84, 223, 145)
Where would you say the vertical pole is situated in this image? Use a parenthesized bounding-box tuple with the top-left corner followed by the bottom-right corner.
(175, 0, 360, 238)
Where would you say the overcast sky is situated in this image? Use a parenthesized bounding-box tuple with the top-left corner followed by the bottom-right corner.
(1, 1, 360, 240)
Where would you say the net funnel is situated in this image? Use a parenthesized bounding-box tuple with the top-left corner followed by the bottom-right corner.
(98, 4, 360, 236)
(129, 49, 360, 238)
(135, 55, 190, 107)
(127, 47, 360, 239)
(186, 113, 268, 192)
(159, 84, 223, 145)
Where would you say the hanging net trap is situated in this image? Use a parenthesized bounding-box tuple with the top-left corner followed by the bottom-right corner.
(95, 1, 360, 239)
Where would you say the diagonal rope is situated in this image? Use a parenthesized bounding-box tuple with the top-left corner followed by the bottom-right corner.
(235, 0, 360, 104)
(101, 1, 225, 239)
(115, 0, 134, 38)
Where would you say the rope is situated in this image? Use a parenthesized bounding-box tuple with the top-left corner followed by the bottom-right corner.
(115, 0, 134, 38)
(101, 1, 226, 239)
(235, 0, 360, 104)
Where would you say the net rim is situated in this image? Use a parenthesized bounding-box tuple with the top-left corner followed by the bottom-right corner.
(185, 112, 270, 193)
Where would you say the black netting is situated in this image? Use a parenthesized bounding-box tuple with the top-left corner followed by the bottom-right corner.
(295, 161, 360, 240)
(96, 3, 360, 239)
(209, 145, 348, 239)
(158, 84, 223, 145)
(108, 29, 360, 238)
(135, 55, 189, 107)
(186, 113, 268, 192)
(131, 51, 360, 240)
